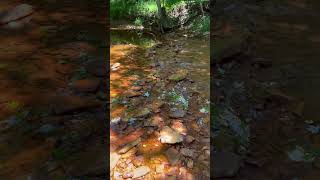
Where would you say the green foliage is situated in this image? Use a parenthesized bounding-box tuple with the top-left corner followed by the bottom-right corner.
(190, 15, 210, 34)
(134, 17, 143, 26)
(110, 0, 158, 20)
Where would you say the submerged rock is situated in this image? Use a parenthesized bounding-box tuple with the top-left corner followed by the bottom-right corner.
(159, 126, 183, 144)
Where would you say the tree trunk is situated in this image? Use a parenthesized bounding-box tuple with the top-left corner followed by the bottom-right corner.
(156, 0, 165, 33)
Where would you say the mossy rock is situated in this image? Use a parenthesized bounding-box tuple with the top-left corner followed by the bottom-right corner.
(168, 69, 188, 81)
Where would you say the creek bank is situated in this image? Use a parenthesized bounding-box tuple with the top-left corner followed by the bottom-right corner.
(110, 28, 210, 179)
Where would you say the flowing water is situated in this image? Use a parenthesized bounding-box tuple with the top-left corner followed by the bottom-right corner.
(110, 27, 210, 179)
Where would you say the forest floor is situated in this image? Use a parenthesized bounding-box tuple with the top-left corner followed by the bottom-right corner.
(0, 0, 107, 179)
(213, 0, 320, 179)
(110, 25, 210, 179)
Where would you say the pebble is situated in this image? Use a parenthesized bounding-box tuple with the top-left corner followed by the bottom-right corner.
(180, 148, 195, 157)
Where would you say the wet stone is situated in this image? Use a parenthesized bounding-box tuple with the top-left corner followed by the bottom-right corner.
(159, 126, 183, 144)
(132, 166, 150, 178)
(168, 69, 188, 81)
(169, 109, 186, 118)
(156, 164, 165, 173)
(165, 147, 181, 165)
(122, 172, 133, 179)
(134, 107, 151, 118)
(132, 156, 144, 167)
(180, 148, 195, 157)
(118, 138, 141, 154)
(185, 135, 195, 144)
(171, 120, 187, 135)
(110, 152, 121, 171)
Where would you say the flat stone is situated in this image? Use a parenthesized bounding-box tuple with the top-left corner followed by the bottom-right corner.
(171, 120, 187, 135)
(110, 152, 121, 171)
(185, 135, 195, 143)
(144, 115, 164, 128)
(159, 126, 183, 144)
(134, 107, 151, 118)
(132, 166, 150, 178)
(118, 138, 141, 154)
(71, 78, 101, 93)
(169, 109, 186, 118)
(165, 147, 181, 165)
(212, 151, 241, 178)
(156, 164, 165, 173)
(168, 69, 188, 81)
(180, 148, 195, 157)
(126, 90, 142, 98)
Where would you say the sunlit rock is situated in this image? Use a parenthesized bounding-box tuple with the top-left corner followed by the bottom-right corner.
(110, 152, 121, 171)
(118, 138, 141, 154)
(159, 126, 183, 144)
(132, 166, 150, 178)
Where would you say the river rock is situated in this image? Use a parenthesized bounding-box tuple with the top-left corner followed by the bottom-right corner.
(212, 151, 241, 178)
(168, 69, 188, 81)
(71, 78, 101, 93)
(165, 147, 181, 165)
(185, 135, 195, 143)
(132, 166, 150, 178)
(118, 138, 141, 154)
(169, 109, 186, 118)
(156, 164, 165, 173)
(134, 107, 151, 118)
(110, 152, 121, 171)
(180, 148, 195, 157)
(159, 126, 183, 144)
(171, 120, 187, 135)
